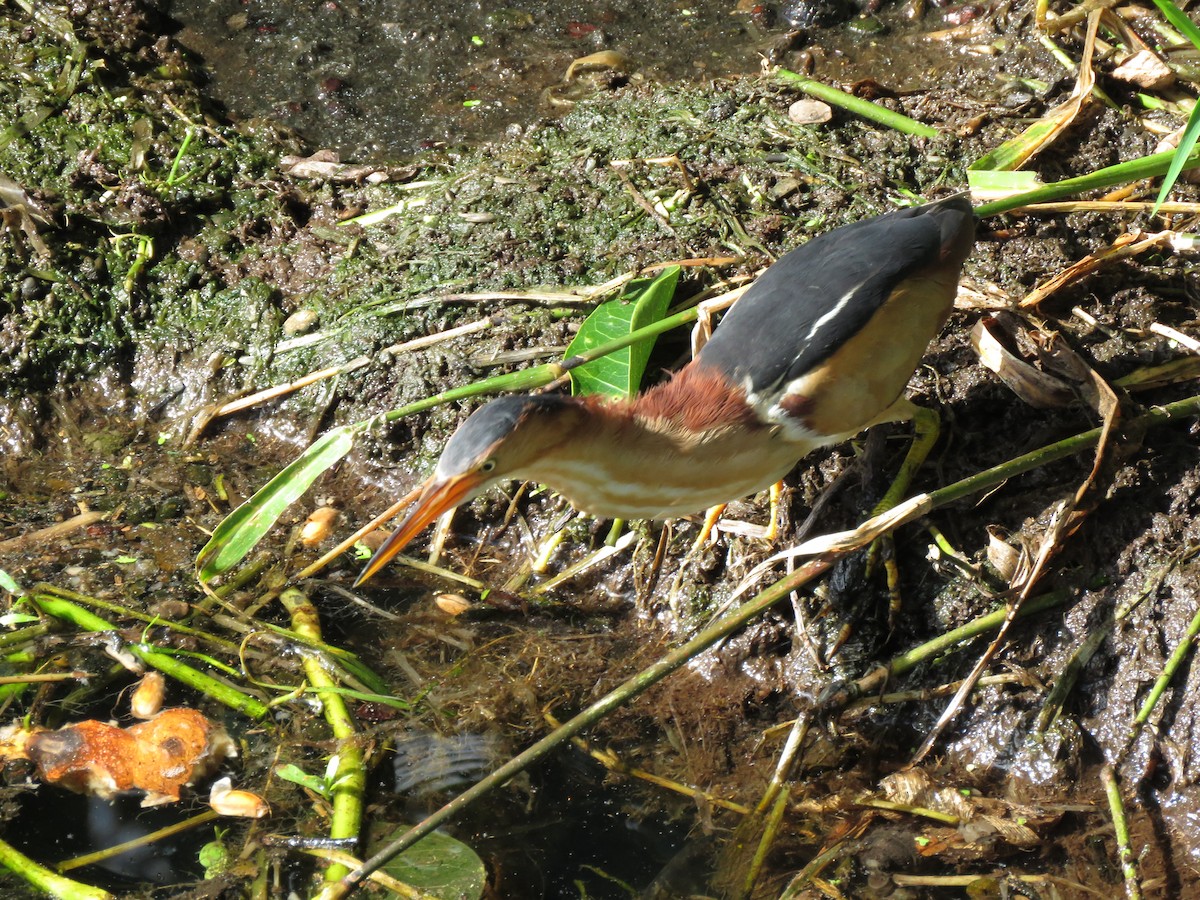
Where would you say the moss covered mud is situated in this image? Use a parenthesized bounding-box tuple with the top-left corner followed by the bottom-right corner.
(3, 0, 1200, 897)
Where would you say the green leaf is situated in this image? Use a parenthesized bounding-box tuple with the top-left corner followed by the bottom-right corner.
(0, 569, 21, 595)
(1152, 99, 1200, 216)
(1147, 0, 1200, 217)
(1150, 0, 1200, 49)
(196, 423, 363, 580)
(566, 266, 680, 398)
(968, 118, 1064, 172)
(378, 829, 487, 900)
(966, 170, 1045, 195)
(972, 145, 1200, 218)
(274, 763, 330, 796)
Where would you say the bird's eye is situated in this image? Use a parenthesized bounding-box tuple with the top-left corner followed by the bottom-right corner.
(480, 459, 497, 473)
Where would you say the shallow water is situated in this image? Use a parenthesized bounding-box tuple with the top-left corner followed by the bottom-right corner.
(171, 0, 770, 158)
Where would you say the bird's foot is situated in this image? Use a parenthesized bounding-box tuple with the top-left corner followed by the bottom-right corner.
(688, 285, 749, 358)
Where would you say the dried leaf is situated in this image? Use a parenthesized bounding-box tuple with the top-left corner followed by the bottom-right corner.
(1111, 49, 1174, 89)
(970, 317, 1075, 408)
(985, 527, 1023, 583)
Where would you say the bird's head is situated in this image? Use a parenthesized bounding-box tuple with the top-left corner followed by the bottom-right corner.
(354, 394, 579, 585)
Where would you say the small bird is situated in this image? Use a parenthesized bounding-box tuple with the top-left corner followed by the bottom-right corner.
(355, 195, 976, 586)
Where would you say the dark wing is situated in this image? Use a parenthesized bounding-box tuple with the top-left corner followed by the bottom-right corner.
(693, 196, 974, 405)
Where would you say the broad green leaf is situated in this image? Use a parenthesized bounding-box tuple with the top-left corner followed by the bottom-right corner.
(566, 266, 680, 398)
(378, 829, 486, 900)
(274, 763, 330, 796)
(196, 423, 363, 580)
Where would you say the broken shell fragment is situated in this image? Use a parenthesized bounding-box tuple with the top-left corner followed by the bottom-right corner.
(300, 506, 340, 547)
(130, 671, 166, 719)
(209, 776, 270, 818)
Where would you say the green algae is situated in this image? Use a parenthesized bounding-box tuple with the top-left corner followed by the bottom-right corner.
(0, 0, 969, 414)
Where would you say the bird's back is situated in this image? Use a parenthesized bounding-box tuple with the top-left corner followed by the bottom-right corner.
(694, 195, 975, 403)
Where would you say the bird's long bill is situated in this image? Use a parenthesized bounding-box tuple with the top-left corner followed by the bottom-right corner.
(353, 473, 484, 586)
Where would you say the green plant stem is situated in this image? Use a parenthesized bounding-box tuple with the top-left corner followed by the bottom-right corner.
(1102, 765, 1143, 900)
(0, 836, 113, 900)
(974, 147, 1200, 217)
(737, 714, 810, 899)
(1132, 576, 1200, 729)
(29, 592, 271, 720)
(0, 621, 53, 650)
(917, 393, 1200, 509)
(774, 70, 941, 139)
(58, 810, 220, 873)
(741, 786, 791, 899)
(166, 126, 196, 186)
(34, 584, 241, 652)
(379, 304, 703, 425)
(327, 391, 1200, 896)
(887, 590, 1070, 680)
(279, 588, 366, 885)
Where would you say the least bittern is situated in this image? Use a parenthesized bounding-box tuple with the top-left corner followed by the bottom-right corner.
(355, 194, 976, 586)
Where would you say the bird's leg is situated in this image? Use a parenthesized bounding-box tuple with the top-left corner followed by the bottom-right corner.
(863, 399, 941, 629)
(690, 503, 726, 552)
(720, 481, 783, 541)
(763, 481, 783, 542)
(869, 401, 940, 518)
(692, 481, 784, 550)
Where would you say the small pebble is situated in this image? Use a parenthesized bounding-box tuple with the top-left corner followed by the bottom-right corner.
(788, 98, 832, 124)
(283, 309, 319, 335)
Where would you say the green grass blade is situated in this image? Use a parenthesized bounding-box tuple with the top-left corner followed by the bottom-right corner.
(966, 170, 1045, 195)
(969, 116, 1069, 172)
(196, 423, 363, 580)
(1147, 0, 1200, 216)
(1150, 0, 1200, 48)
(1153, 101, 1200, 216)
(566, 266, 680, 398)
(973, 145, 1200, 217)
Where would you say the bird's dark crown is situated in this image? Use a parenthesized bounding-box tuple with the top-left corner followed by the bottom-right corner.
(437, 393, 576, 475)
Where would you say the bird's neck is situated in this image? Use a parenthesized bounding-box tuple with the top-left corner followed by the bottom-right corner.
(626, 361, 762, 442)
(512, 365, 792, 519)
